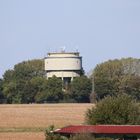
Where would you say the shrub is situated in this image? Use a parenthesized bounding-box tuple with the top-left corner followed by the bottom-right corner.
(86, 94, 140, 125)
(45, 125, 67, 140)
(69, 134, 95, 140)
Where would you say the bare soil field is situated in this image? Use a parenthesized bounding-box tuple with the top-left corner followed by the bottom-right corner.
(0, 103, 93, 140)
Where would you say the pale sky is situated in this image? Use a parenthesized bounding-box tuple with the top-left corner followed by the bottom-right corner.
(0, 0, 140, 78)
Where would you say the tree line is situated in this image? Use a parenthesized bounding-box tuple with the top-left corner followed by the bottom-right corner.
(0, 57, 140, 104)
(0, 59, 92, 103)
(92, 57, 140, 101)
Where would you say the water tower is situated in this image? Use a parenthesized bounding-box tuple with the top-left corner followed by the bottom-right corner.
(44, 51, 83, 85)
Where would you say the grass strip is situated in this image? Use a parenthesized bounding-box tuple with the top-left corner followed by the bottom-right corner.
(0, 127, 47, 133)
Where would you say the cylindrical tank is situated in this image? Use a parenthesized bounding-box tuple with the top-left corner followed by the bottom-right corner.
(45, 52, 82, 71)
(44, 52, 83, 80)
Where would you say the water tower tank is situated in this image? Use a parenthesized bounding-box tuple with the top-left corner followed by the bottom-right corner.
(44, 52, 83, 82)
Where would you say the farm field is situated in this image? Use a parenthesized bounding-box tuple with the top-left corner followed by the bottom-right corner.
(0, 132, 44, 140)
(0, 103, 93, 140)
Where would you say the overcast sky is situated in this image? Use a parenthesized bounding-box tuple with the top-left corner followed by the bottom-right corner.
(0, 0, 140, 78)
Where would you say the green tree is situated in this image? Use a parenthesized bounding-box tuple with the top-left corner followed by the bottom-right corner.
(93, 58, 140, 100)
(119, 75, 140, 100)
(86, 94, 140, 125)
(13, 59, 44, 80)
(35, 76, 63, 103)
(2, 81, 17, 103)
(69, 76, 92, 103)
(0, 79, 5, 103)
(2, 59, 44, 103)
(3, 70, 15, 82)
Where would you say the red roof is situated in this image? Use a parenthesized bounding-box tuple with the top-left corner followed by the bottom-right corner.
(54, 125, 140, 134)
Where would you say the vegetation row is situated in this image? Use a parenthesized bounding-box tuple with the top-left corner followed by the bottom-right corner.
(0, 57, 140, 104)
